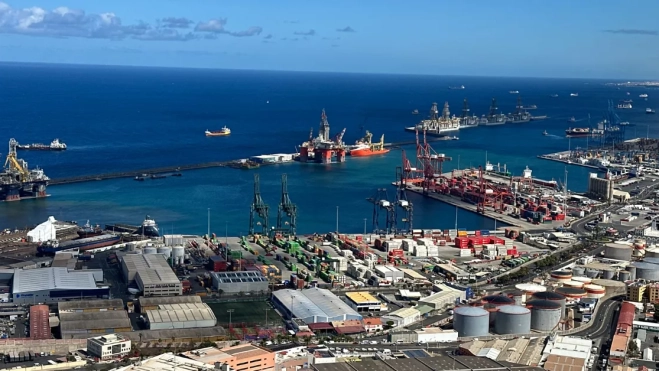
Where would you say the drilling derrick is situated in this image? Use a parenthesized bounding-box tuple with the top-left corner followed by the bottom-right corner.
(1, 139, 49, 201)
(367, 188, 396, 234)
(299, 109, 346, 164)
(395, 166, 413, 233)
(276, 174, 297, 236)
(249, 174, 269, 235)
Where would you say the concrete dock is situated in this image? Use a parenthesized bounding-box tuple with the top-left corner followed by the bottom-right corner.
(537, 151, 605, 171)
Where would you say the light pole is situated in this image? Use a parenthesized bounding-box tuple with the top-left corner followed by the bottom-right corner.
(207, 208, 211, 237)
(336, 206, 339, 234)
(363, 218, 367, 235)
(265, 308, 270, 328)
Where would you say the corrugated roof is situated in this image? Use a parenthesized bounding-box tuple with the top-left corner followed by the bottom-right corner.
(387, 307, 421, 319)
(272, 288, 362, 323)
(146, 303, 216, 324)
(58, 299, 124, 312)
(345, 291, 379, 304)
(13, 267, 97, 294)
(138, 296, 202, 307)
(60, 311, 131, 331)
(123, 254, 180, 286)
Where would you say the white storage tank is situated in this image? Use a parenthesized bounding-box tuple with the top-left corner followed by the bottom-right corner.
(584, 284, 606, 299)
(572, 276, 592, 284)
(453, 306, 489, 337)
(494, 305, 532, 335)
(643, 347, 653, 361)
(157, 246, 172, 258)
(172, 245, 185, 265)
(143, 247, 157, 255)
(562, 280, 584, 289)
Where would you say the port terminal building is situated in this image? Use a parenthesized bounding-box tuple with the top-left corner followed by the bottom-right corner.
(344, 291, 387, 312)
(271, 288, 362, 323)
(12, 267, 109, 304)
(121, 254, 182, 297)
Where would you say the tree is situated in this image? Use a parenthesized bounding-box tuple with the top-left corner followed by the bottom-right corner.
(627, 339, 639, 357)
(303, 335, 312, 346)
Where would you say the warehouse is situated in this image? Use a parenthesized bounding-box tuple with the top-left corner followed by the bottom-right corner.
(271, 287, 362, 323)
(373, 266, 404, 283)
(121, 254, 182, 297)
(58, 299, 124, 313)
(344, 291, 387, 312)
(382, 307, 421, 328)
(138, 295, 202, 313)
(419, 285, 465, 310)
(210, 271, 269, 294)
(145, 303, 217, 330)
(12, 267, 109, 304)
(59, 310, 132, 338)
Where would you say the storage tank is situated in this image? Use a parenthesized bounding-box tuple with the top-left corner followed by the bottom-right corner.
(143, 247, 157, 255)
(619, 271, 631, 282)
(571, 266, 586, 277)
(503, 289, 525, 306)
(526, 299, 562, 331)
(572, 276, 592, 284)
(645, 247, 659, 258)
(481, 295, 515, 324)
(628, 265, 637, 280)
(515, 283, 547, 302)
(602, 269, 615, 280)
(555, 286, 587, 300)
(157, 246, 172, 258)
(453, 306, 490, 337)
(126, 243, 136, 252)
(592, 279, 627, 296)
(172, 245, 185, 265)
(604, 244, 633, 261)
(550, 270, 572, 282)
(584, 284, 606, 299)
(531, 291, 566, 319)
(562, 280, 584, 289)
(494, 305, 531, 335)
(632, 262, 659, 281)
(585, 268, 600, 278)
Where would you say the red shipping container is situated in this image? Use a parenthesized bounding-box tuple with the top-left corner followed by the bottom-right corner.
(506, 249, 517, 255)
(356, 235, 363, 241)
(474, 230, 481, 236)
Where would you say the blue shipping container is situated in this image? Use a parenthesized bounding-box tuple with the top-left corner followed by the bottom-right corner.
(480, 230, 490, 236)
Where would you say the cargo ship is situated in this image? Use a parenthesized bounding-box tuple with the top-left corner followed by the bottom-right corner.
(37, 234, 121, 254)
(77, 221, 103, 238)
(16, 139, 67, 151)
(348, 131, 390, 157)
(479, 98, 507, 126)
(1, 139, 50, 201)
(205, 126, 231, 136)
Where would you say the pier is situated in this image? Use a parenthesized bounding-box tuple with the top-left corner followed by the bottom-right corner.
(537, 151, 605, 171)
(49, 139, 431, 186)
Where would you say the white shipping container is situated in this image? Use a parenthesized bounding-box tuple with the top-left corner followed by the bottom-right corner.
(459, 249, 472, 257)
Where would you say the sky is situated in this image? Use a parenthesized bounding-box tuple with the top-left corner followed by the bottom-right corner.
(0, 0, 658, 79)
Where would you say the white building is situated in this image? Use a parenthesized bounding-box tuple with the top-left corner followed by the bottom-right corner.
(419, 284, 465, 310)
(12, 267, 109, 304)
(87, 334, 131, 360)
(416, 328, 458, 343)
(271, 288, 362, 323)
(373, 266, 404, 283)
(382, 307, 420, 327)
(26, 216, 57, 243)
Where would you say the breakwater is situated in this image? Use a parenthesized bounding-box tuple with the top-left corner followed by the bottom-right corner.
(49, 138, 442, 186)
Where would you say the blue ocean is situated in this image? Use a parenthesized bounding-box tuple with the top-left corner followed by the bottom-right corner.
(0, 62, 655, 235)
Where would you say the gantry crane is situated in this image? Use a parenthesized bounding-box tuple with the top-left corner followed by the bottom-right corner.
(395, 166, 413, 233)
(276, 174, 297, 236)
(416, 128, 451, 195)
(367, 188, 396, 234)
(249, 174, 269, 235)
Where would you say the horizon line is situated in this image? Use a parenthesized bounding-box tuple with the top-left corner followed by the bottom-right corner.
(0, 60, 641, 82)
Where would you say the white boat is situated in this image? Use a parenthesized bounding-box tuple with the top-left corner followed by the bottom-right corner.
(570, 93, 579, 97)
(646, 108, 656, 114)
(640, 94, 649, 98)
(509, 90, 519, 94)
(617, 103, 632, 109)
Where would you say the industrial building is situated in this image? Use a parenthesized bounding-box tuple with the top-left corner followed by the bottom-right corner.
(373, 265, 404, 283)
(87, 334, 131, 360)
(344, 291, 386, 312)
(121, 254, 182, 297)
(182, 344, 275, 371)
(210, 271, 269, 294)
(12, 267, 109, 304)
(58, 299, 124, 313)
(59, 310, 132, 338)
(419, 284, 465, 311)
(137, 295, 203, 313)
(114, 353, 216, 371)
(145, 303, 217, 330)
(415, 328, 458, 343)
(29, 304, 50, 340)
(381, 307, 421, 328)
(271, 288, 362, 323)
(459, 337, 546, 366)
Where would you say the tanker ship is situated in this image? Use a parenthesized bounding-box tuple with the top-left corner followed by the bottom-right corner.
(0, 139, 50, 201)
(17, 139, 67, 151)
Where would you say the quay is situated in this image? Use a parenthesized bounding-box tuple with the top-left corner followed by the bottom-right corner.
(537, 151, 602, 170)
(49, 139, 428, 186)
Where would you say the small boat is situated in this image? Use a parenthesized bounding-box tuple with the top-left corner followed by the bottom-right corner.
(640, 94, 649, 98)
(543, 130, 548, 136)
(134, 176, 145, 181)
(550, 94, 558, 98)
(448, 85, 465, 90)
(567, 117, 576, 123)
(411, 109, 419, 115)
(647, 108, 656, 114)
(570, 93, 578, 97)
(617, 103, 632, 109)
(619, 122, 630, 126)
(205, 126, 231, 136)
(172, 173, 183, 176)
(627, 92, 631, 95)
(623, 99, 633, 103)
(509, 90, 519, 94)
(150, 174, 166, 179)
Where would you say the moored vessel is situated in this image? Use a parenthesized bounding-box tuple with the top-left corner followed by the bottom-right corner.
(205, 126, 231, 136)
(508, 96, 531, 123)
(348, 131, 390, 157)
(38, 234, 121, 254)
(565, 127, 604, 137)
(459, 98, 479, 129)
(77, 220, 103, 238)
(134, 215, 160, 237)
(404, 102, 461, 135)
(17, 139, 67, 151)
(480, 98, 508, 126)
(1, 139, 50, 201)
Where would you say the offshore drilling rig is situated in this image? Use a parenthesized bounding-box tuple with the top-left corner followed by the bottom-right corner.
(0, 139, 50, 201)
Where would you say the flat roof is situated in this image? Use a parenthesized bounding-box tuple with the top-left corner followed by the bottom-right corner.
(345, 291, 379, 304)
(272, 288, 362, 322)
(220, 343, 272, 357)
(123, 254, 180, 285)
(180, 347, 232, 365)
(211, 271, 268, 284)
(58, 299, 124, 312)
(114, 353, 215, 371)
(60, 310, 131, 332)
(30, 305, 50, 340)
(399, 268, 426, 280)
(13, 267, 97, 294)
(138, 295, 202, 307)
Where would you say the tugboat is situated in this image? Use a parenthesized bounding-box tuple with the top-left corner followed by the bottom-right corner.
(647, 108, 656, 114)
(205, 126, 231, 137)
(17, 138, 67, 151)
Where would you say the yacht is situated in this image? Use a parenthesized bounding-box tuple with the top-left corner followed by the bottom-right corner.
(640, 94, 649, 98)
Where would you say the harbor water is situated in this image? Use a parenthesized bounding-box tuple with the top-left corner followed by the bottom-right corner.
(0, 62, 657, 235)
